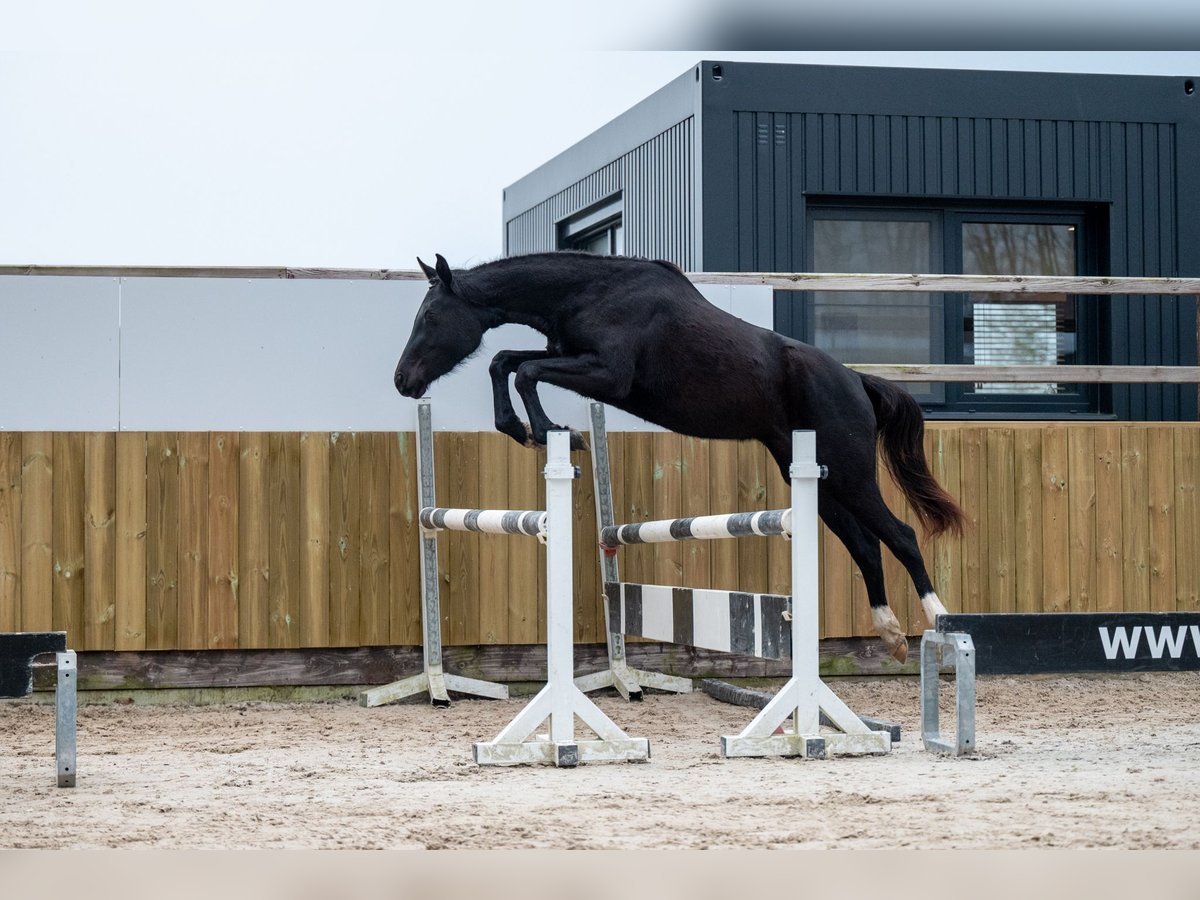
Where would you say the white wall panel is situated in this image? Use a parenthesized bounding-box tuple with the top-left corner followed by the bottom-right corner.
(0, 276, 120, 430)
(3, 276, 773, 432)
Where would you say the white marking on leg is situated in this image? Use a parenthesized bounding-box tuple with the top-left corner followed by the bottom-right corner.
(921, 592, 948, 625)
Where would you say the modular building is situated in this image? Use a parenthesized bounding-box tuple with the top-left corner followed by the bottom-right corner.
(503, 61, 1200, 421)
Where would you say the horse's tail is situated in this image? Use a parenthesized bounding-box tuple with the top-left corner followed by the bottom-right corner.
(857, 372, 966, 538)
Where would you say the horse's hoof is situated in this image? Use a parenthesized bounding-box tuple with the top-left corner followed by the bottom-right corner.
(569, 430, 590, 452)
(872, 606, 909, 663)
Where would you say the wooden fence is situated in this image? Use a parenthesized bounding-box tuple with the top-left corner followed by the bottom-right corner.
(2, 423, 1197, 652)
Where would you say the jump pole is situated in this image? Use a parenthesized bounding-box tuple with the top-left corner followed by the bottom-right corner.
(359, 400, 508, 708)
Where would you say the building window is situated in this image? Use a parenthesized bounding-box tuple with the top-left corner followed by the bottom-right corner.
(559, 195, 624, 255)
(776, 201, 1100, 417)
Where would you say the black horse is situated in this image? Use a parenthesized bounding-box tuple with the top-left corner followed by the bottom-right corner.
(395, 252, 965, 661)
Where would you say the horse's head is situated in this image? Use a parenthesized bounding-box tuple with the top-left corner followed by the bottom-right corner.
(394, 254, 488, 398)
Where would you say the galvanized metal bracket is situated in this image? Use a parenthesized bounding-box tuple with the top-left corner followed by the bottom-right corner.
(56, 650, 77, 787)
(920, 630, 976, 756)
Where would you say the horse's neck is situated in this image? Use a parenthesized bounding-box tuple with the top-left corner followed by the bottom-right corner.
(470, 266, 578, 336)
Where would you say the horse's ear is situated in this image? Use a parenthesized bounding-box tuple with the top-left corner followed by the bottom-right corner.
(434, 253, 454, 291)
(417, 257, 438, 284)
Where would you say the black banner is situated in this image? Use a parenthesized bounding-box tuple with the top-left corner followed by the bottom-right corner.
(937, 613, 1200, 675)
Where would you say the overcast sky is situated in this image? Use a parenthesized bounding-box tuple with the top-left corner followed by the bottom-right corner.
(1, 4, 1197, 269)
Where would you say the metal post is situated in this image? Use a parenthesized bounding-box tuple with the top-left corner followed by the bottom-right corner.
(56, 650, 77, 788)
(359, 400, 508, 707)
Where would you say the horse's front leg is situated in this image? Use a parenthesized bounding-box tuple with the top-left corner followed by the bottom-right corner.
(489, 349, 557, 447)
(514, 353, 632, 452)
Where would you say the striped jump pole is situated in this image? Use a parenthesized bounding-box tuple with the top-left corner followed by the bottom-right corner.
(359, 400, 509, 708)
(602, 424, 890, 760)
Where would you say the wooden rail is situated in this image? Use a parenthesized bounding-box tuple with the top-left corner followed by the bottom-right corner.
(3, 265, 1200, 295)
(2, 266, 1196, 385)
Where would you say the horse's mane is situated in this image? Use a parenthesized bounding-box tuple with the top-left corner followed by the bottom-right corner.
(455, 252, 689, 301)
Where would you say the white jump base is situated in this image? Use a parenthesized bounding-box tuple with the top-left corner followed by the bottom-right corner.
(418, 423, 649, 767)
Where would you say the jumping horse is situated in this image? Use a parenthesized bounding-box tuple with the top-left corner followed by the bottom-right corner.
(394, 252, 966, 661)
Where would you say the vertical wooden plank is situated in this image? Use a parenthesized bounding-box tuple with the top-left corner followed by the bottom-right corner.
(708, 439, 740, 592)
(84, 432, 116, 650)
(765, 452, 790, 597)
(389, 430, 422, 645)
(986, 429, 1016, 614)
(145, 433, 179, 649)
(52, 433, 85, 641)
(681, 437, 711, 590)
(477, 433, 511, 644)
(433, 432, 457, 643)
(736, 441, 769, 595)
(0, 434, 21, 628)
(1040, 426, 1069, 613)
(928, 425, 962, 617)
(268, 432, 301, 648)
(1013, 428, 1044, 614)
(177, 432, 209, 650)
(820, 522, 855, 640)
(623, 432, 655, 590)
(329, 432, 361, 647)
(1121, 427, 1150, 613)
(208, 432, 239, 649)
(0, 434, 21, 631)
(238, 433, 270, 649)
(20, 434, 53, 632)
(115, 433, 147, 650)
(1175, 428, 1199, 611)
(958, 427, 986, 615)
(571, 434, 600, 643)
(1147, 426, 1176, 612)
(299, 432, 330, 648)
(446, 432, 480, 645)
(1067, 427, 1097, 612)
(506, 436, 539, 643)
(359, 432, 391, 645)
(1094, 427, 1123, 613)
(652, 432, 683, 588)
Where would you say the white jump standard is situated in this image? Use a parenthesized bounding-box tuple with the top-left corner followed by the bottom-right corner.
(598, 426, 891, 759)
(421, 427, 650, 767)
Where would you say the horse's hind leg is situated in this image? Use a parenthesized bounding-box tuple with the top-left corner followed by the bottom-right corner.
(766, 437, 909, 661)
(818, 493, 909, 663)
(832, 480, 949, 632)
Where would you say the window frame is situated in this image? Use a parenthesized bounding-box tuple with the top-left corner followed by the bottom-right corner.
(558, 194, 624, 255)
(780, 199, 1105, 418)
